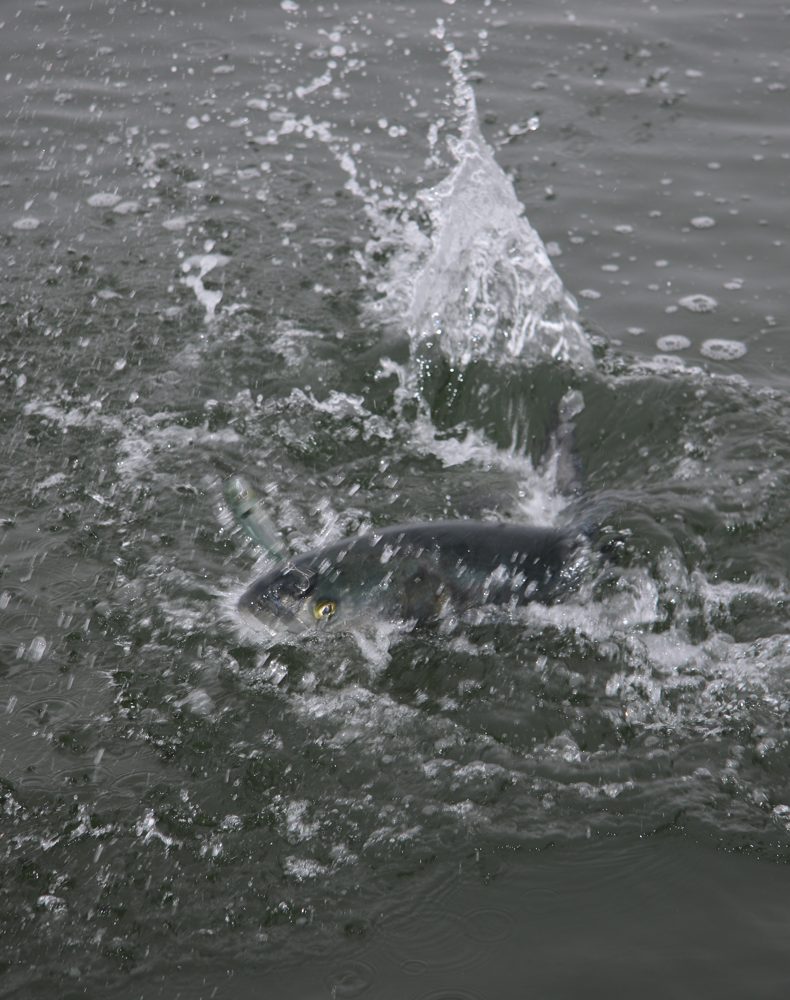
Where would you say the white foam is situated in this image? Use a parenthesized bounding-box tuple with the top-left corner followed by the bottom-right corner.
(656, 335, 691, 352)
(87, 192, 121, 207)
(678, 293, 717, 313)
(700, 338, 747, 361)
(181, 252, 230, 321)
(360, 53, 591, 369)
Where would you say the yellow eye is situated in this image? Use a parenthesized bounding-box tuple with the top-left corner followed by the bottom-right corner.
(313, 599, 337, 621)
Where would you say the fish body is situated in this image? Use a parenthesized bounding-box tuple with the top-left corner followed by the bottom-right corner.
(238, 520, 585, 639)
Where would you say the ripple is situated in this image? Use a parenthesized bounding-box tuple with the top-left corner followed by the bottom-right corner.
(183, 37, 228, 55)
(102, 767, 165, 803)
(326, 960, 375, 997)
(415, 990, 485, 1000)
(464, 907, 513, 943)
(377, 906, 482, 971)
(19, 672, 64, 695)
(20, 696, 78, 722)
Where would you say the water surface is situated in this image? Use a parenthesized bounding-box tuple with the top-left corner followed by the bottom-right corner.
(2, 1, 790, 997)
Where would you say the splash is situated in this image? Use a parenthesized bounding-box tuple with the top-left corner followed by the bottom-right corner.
(182, 249, 230, 321)
(363, 51, 592, 369)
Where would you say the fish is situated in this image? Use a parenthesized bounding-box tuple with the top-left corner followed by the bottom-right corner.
(237, 519, 589, 639)
(223, 474, 290, 562)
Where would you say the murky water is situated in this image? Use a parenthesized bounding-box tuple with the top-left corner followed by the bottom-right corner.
(2, 1, 790, 997)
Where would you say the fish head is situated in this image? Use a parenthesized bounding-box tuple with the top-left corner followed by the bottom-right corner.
(237, 534, 457, 640)
(237, 561, 342, 639)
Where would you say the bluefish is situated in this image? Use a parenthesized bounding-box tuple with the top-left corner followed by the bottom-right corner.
(238, 519, 588, 639)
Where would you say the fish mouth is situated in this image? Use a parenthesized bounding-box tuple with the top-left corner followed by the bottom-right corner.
(237, 588, 300, 635)
(237, 566, 316, 636)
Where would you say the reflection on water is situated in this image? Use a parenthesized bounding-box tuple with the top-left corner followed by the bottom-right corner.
(2, 0, 790, 996)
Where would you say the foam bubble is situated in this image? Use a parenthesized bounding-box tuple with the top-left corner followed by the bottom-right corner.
(700, 338, 747, 361)
(12, 216, 40, 230)
(656, 335, 691, 352)
(87, 192, 121, 208)
(690, 216, 716, 229)
(163, 215, 195, 231)
(679, 293, 717, 313)
(282, 857, 327, 880)
(113, 200, 141, 215)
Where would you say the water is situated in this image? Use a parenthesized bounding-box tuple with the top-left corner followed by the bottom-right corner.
(2, 0, 790, 996)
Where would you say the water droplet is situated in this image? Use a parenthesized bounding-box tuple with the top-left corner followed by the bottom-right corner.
(28, 636, 47, 662)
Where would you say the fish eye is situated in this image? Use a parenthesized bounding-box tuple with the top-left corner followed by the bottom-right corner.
(313, 599, 337, 621)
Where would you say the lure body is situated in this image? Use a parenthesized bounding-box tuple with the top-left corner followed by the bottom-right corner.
(224, 475, 289, 562)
